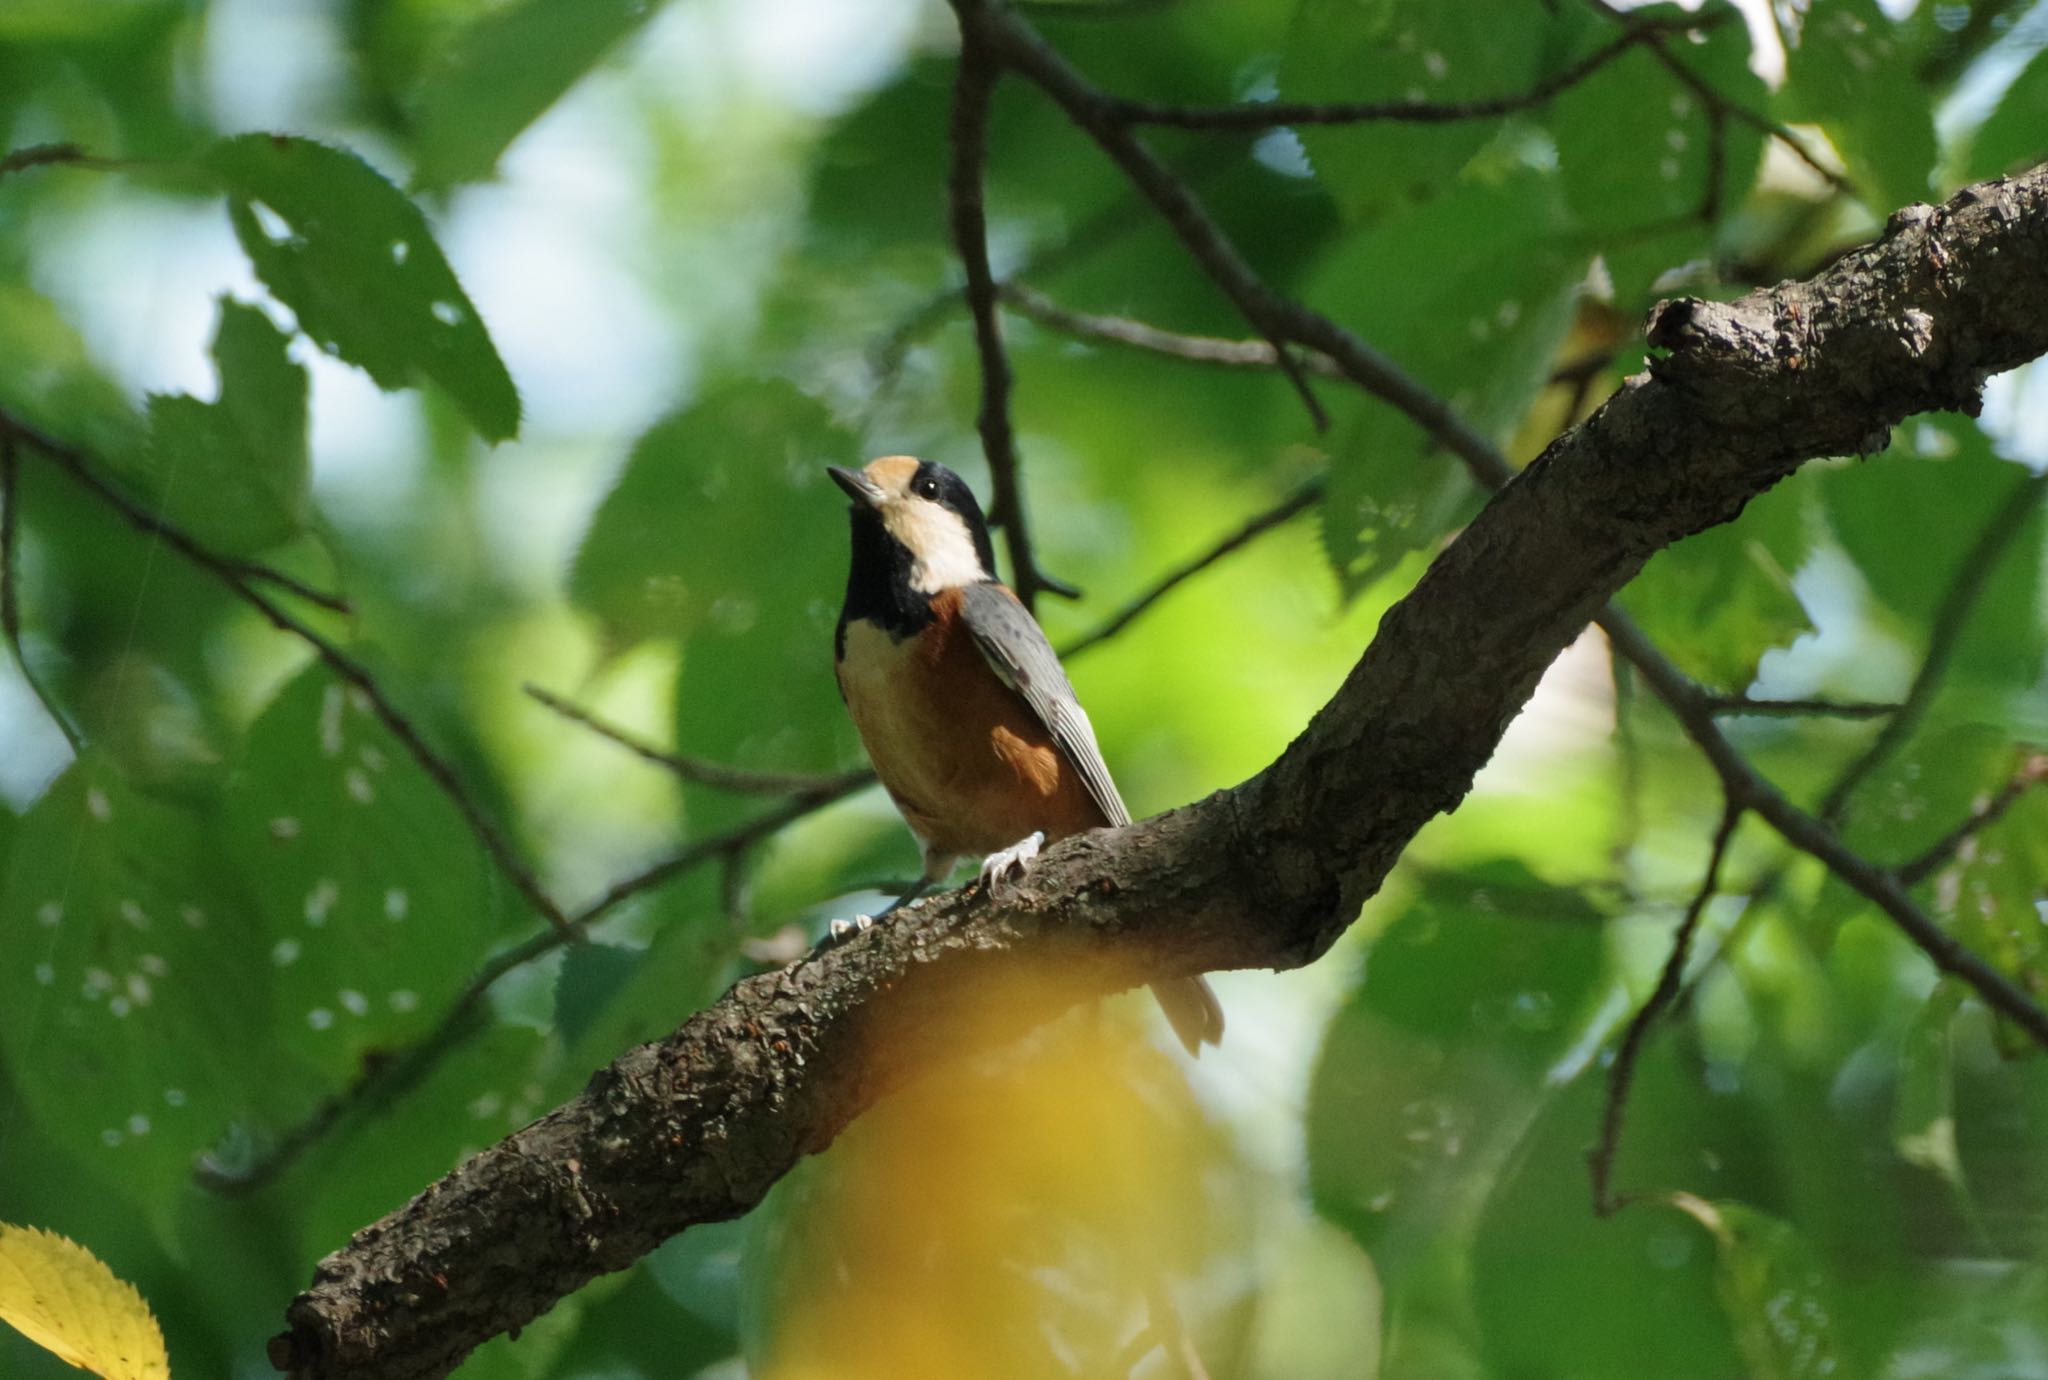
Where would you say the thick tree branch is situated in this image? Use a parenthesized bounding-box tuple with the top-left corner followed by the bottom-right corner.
(275, 161, 2048, 1379)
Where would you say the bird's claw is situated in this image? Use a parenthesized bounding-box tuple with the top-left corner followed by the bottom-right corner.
(978, 831, 1045, 891)
(811, 913, 873, 955)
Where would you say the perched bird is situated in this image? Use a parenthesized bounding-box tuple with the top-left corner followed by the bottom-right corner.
(827, 455, 1224, 1056)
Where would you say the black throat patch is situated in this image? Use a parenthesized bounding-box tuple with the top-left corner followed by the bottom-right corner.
(836, 503, 933, 656)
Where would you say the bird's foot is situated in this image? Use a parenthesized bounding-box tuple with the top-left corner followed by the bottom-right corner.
(810, 913, 874, 955)
(978, 831, 1045, 891)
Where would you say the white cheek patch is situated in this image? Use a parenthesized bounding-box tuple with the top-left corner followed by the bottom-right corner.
(882, 497, 987, 592)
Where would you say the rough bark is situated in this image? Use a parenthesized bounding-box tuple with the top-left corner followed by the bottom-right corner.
(273, 162, 2048, 1379)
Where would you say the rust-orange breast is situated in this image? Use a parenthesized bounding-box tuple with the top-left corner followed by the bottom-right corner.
(837, 588, 1105, 858)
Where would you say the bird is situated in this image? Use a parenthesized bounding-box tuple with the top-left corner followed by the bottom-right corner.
(826, 455, 1224, 1056)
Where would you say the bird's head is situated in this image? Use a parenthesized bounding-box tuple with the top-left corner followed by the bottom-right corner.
(829, 456, 997, 593)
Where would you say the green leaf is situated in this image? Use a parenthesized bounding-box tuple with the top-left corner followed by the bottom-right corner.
(0, 277, 145, 464)
(137, 298, 308, 556)
(1782, 0, 1937, 213)
(1965, 45, 2048, 180)
(1302, 174, 1585, 594)
(215, 667, 504, 1086)
(1894, 981, 1967, 1191)
(198, 134, 521, 442)
(1619, 469, 1811, 691)
(1281, 0, 1561, 221)
(1938, 785, 2048, 1043)
(1545, 2, 1765, 301)
(408, 0, 663, 188)
(1666, 1195, 1844, 1380)
(1306, 861, 1611, 1289)
(569, 379, 863, 822)
(0, 757, 274, 1211)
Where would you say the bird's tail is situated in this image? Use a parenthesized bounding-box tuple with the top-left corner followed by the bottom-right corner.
(1150, 976, 1225, 1057)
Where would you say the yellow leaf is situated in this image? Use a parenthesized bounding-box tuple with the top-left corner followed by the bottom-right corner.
(0, 1224, 169, 1379)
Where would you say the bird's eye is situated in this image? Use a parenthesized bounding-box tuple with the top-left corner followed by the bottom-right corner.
(914, 475, 940, 499)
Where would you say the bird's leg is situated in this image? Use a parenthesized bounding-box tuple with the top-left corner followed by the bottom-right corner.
(977, 831, 1045, 890)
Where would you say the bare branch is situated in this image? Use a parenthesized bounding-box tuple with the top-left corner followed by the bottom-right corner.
(524, 683, 870, 796)
(1001, 283, 1343, 376)
(1704, 695, 1899, 719)
(226, 561, 352, 615)
(1105, 16, 1716, 130)
(1590, 797, 1744, 1215)
(0, 412, 577, 939)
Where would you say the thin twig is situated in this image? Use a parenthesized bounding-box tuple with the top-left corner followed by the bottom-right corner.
(0, 429, 84, 751)
(1058, 476, 1322, 659)
(524, 684, 866, 796)
(1898, 751, 2048, 886)
(1001, 283, 1343, 376)
(1, 410, 577, 938)
(226, 561, 352, 615)
(1590, 796, 1743, 1215)
(0, 143, 91, 179)
(1821, 470, 2048, 823)
(1704, 695, 1899, 719)
(1584, 0, 1857, 200)
(945, 33, 1076, 610)
(1106, 17, 1717, 129)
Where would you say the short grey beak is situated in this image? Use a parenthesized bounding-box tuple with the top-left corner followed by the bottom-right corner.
(827, 465, 883, 506)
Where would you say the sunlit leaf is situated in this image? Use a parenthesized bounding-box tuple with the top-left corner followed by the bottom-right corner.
(1665, 1194, 1843, 1380)
(138, 297, 307, 556)
(198, 134, 521, 442)
(1301, 174, 1585, 595)
(407, 0, 663, 188)
(1965, 45, 2048, 180)
(1620, 468, 1811, 691)
(1782, 0, 1937, 213)
(0, 1224, 168, 1380)
(1894, 980, 1967, 1191)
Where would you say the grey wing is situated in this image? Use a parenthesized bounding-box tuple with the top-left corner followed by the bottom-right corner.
(958, 581, 1131, 828)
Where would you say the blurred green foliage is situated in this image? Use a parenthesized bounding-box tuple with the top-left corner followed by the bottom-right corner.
(0, 0, 2045, 1377)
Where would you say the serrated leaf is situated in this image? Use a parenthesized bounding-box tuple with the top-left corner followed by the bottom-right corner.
(1303, 175, 1585, 594)
(0, 1224, 168, 1380)
(1546, 1, 1765, 301)
(1782, 0, 1936, 213)
(216, 668, 502, 1085)
(1666, 1195, 1843, 1380)
(138, 298, 308, 556)
(198, 134, 520, 441)
(1619, 470, 1811, 690)
(409, 0, 663, 188)
(1282, 0, 1560, 221)
(0, 758, 273, 1210)
(1965, 45, 2048, 180)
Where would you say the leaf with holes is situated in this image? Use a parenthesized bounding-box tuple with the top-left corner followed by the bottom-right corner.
(0, 758, 274, 1214)
(1306, 860, 1611, 1291)
(136, 297, 307, 556)
(1302, 174, 1584, 596)
(215, 667, 503, 1086)
(198, 134, 520, 442)
(1668, 1195, 1844, 1380)
(1281, 0, 1562, 221)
